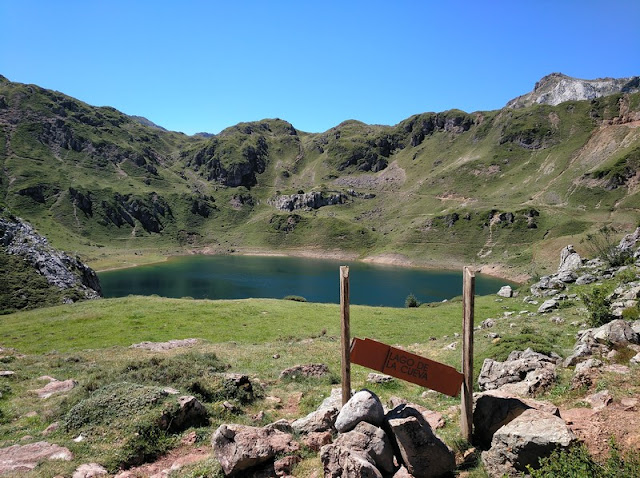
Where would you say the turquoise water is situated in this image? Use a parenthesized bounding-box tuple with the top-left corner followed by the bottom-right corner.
(99, 255, 514, 308)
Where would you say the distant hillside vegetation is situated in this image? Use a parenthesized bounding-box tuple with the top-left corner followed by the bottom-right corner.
(0, 73, 639, 278)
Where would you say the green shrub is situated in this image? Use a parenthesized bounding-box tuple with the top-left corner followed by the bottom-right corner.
(528, 441, 640, 478)
(405, 293, 420, 308)
(284, 295, 307, 302)
(580, 286, 612, 327)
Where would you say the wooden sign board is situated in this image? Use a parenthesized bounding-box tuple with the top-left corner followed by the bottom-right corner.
(350, 337, 464, 397)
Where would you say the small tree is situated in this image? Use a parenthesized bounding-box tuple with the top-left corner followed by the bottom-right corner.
(580, 286, 612, 327)
(405, 293, 420, 308)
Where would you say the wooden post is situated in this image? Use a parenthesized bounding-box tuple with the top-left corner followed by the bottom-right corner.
(340, 266, 351, 406)
(461, 266, 475, 441)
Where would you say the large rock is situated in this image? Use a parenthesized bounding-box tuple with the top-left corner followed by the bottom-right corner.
(530, 276, 565, 297)
(481, 409, 577, 477)
(619, 227, 640, 252)
(211, 424, 299, 476)
(0, 441, 73, 474)
(537, 299, 558, 314)
(388, 396, 445, 430)
(321, 444, 383, 478)
(335, 389, 384, 433)
(478, 349, 557, 395)
(558, 245, 582, 273)
(333, 421, 395, 476)
(385, 405, 455, 478)
(473, 391, 559, 449)
(497, 286, 513, 298)
(592, 319, 640, 346)
(31, 378, 77, 399)
(291, 405, 338, 434)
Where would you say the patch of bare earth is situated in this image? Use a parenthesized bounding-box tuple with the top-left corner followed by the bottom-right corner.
(115, 442, 210, 478)
(332, 160, 406, 191)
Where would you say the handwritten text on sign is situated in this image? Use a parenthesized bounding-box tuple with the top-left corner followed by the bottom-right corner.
(350, 337, 464, 397)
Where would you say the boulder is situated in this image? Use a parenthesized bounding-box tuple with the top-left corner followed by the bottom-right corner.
(478, 349, 557, 395)
(302, 431, 333, 451)
(385, 405, 455, 478)
(334, 421, 395, 476)
(279, 363, 330, 379)
(0, 441, 73, 474)
(585, 389, 613, 410)
(291, 405, 338, 434)
(537, 299, 558, 313)
(530, 276, 566, 297)
(31, 378, 77, 399)
(211, 424, 299, 476)
(481, 319, 496, 328)
(558, 245, 582, 272)
(158, 395, 208, 432)
(388, 396, 445, 430)
(592, 319, 640, 346)
(497, 286, 513, 298)
(557, 270, 577, 283)
(481, 409, 577, 477)
(473, 391, 560, 449)
(575, 274, 597, 285)
(618, 226, 640, 252)
(320, 444, 383, 478)
(367, 373, 394, 384)
(335, 389, 384, 433)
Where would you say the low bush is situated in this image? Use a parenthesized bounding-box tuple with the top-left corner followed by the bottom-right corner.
(580, 286, 612, 327)
(284, 295, 307, 302)
(405, 293, 420, 308)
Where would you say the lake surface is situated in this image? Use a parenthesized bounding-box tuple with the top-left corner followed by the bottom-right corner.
(99, 255, 514, 308)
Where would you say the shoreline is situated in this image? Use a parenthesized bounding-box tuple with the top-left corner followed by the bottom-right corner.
(95, 247, 529, 284)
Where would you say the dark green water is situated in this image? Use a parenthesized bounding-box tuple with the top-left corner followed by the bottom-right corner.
(99, 255, 515, 308)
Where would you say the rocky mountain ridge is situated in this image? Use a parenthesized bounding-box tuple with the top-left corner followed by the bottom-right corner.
(506, 72, 640, 108)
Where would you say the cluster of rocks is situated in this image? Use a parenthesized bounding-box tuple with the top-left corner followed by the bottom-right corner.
(268, 191, 348, 212)
(212, 389, 456, 477)
(0, 212, 101, 300)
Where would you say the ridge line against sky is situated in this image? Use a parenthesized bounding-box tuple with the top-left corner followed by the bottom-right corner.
(1, 0, 639, 136)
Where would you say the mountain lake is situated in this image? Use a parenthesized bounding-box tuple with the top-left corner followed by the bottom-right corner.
(98, 255, 515, 308)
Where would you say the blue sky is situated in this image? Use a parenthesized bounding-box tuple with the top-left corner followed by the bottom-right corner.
(1, 1, 639, 135)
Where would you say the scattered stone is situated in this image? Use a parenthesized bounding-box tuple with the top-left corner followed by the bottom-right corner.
(72, 463, 108, 478)
(481, 409, 577, 477)
(162, 387, 180, 395)
(531, 276, 566, 297)
(73, 434, 85, 443)
(385, 404, 455, 478)
(574, 358, 603, 375)
(481, 319, 496, 328)
(130, 338, 198, 351)
(557, 270, 577, 283)
(211, 424, 299, 476)
(631, 352, 640, 365)
(592, 319, 639, 346)
(550, 316, 565, 324)
(251, 411, 265, 421)
(576, 274, 597, 285)
(0, 441, 73, 473)
(538, 299, 558, 314)
(321, 444, 383, 478)
(31, 378, 77, 399)
(444, 342, 458, 350)
(279, 363, 329, 379)
(367, 373, 394, 384)
(478, 349, 557, 395)
(0, 371, 15, 377)
(621, 398, 638, 410)
(586, 390, 613, 410)
(303, 431, 333, 451)
(486, 332, 500, 340)
(274, 455, 301, 476)
(272, 353, 280, 359)
(335, 389, 384, 433)
(497, 286, 513, 298)
(41, 422, 59, 436)
(603, 364, 630, 374)
(221, 401, 241, 414)
(265, 396, 282, 405)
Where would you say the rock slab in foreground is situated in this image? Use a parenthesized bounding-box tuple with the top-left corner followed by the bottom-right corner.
(0, 441, 73, 473)
(211, 424, 299, 476)
(481, 408, 577, 477)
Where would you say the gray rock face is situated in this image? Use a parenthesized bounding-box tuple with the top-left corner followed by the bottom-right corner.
(385, 405, 455, 478)
(497, 286, 513, 298)
(478, 349, 557, 395)
(211, 424, 299, 476)
(619, 227, 640, 252)
(558, 245, 583, 273)
(506, 73, 640, 109)
(481, 409, 577, 477)
(473, 391, 559, 450)
(0, 214, 101, 299)
(576, 274, 597, 285)
(335, 389, 385, 433)
(592, 319, 640, 346)
(333, 421, 395, 476)
(269, 191, 348, 211)
(538, 299, 558, 313)
(530, 276, 565, 297)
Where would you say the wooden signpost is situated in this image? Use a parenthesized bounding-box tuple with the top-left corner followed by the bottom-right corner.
(339, 265, 476, 437)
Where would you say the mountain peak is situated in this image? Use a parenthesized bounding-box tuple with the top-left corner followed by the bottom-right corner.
(507, 73, 640, 109)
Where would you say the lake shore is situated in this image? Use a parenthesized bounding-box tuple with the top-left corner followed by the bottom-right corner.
(95, 246, 528, 284)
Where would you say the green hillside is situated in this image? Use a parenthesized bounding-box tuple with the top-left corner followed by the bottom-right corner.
(1, 74, 639, 276)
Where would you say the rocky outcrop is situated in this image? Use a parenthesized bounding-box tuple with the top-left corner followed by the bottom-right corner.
(0, 211, 101, 300)
(478, 349, 558, 396)
(507, 73, 640, 109)
(0, 441, 73, 474)
(481, 409, 577, 477)
(269, 191, 348, 211)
